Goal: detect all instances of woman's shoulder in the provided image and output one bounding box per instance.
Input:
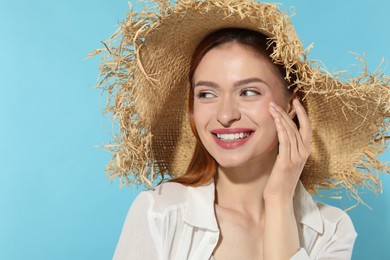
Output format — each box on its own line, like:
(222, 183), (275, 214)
(295, 182), (356, 237)
(314, 200), (356, 236)
(133, 181), (189, 214)
(315, 201), (353, 224)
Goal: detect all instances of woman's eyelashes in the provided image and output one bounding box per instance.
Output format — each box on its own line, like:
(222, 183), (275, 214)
(196, 88), (262, 99)
(240, 88), (261, 97)
(196, 91), (216, 99)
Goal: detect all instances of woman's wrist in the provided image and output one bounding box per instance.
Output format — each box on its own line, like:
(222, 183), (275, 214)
(263, 192), (294, 207)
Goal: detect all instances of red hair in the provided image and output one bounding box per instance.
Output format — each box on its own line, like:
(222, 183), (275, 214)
(171, 28), (297, 186)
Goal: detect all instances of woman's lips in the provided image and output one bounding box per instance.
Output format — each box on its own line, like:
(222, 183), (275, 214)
(211, 128), (254, 149)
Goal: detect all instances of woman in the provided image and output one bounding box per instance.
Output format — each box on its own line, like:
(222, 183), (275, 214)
(94, 0), (390, 259)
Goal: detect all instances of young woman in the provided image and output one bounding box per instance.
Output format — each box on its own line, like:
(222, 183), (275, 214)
(94, 1), (390, 259)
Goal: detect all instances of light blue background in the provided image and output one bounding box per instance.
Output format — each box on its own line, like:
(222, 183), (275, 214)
(0, 0), (389, 259)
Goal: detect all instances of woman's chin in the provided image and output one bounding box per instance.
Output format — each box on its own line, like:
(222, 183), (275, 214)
(214, 157), (248, 170)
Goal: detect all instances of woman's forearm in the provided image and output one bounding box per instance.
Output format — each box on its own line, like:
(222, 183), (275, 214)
(263, 198), (300, 260)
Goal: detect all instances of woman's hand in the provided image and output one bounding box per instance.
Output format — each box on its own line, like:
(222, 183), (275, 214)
(264, 97), (312, 203)
(263, 97), (312, 260)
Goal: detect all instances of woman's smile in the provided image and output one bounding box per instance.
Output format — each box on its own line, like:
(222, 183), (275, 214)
(211, 128), (254, 149)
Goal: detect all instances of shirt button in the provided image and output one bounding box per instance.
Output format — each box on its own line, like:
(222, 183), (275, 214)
(209, 237), (217, 244)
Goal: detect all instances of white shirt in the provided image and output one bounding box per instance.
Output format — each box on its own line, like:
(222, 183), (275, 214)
(113, 181), (357, 259)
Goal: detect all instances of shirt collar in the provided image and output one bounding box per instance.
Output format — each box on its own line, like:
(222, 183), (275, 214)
(294, 181), (324, 234)
(183, 180), (323, 234)
(184, 181), (219, 232)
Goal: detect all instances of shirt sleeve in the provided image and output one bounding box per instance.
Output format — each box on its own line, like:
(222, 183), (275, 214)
(113, 191), (160, 260)
(290, 213), (357, 260)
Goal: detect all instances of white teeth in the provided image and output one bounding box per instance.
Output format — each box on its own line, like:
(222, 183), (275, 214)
(216, 132), (250, 141)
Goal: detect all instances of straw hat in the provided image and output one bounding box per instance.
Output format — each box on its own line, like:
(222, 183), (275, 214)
(93, 0), (390, 200)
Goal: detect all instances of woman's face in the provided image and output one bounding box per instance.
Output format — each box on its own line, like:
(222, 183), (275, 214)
(192, 42), (292, 169)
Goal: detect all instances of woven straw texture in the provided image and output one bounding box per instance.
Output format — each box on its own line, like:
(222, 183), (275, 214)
(92, 0), (390, 202)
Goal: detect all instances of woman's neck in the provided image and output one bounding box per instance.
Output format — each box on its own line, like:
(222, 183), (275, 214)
(215, 154), (276, 216)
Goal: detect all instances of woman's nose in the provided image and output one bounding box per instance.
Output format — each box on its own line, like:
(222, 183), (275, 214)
(217, 98), (241, 127)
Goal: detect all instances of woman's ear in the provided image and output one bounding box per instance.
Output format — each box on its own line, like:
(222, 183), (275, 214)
(287, 93), (301, 128)
(287, 96), (297, 119)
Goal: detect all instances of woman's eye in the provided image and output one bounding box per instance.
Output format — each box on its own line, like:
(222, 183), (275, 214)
(241, 89), (260, 97)
(197, 92), (215, 99)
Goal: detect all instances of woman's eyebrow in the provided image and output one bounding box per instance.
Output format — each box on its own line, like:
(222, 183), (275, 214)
(233, 77), (270, 88)
(194, 77), (270, 89)
(194, 81), (219, 88)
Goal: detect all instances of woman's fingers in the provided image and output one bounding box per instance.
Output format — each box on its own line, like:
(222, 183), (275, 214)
(267, 100), (311, 200)
(269, 103), (291, 155)
(269, 99), (311, 160)
(271, 110), (290, 159)
(269, 102), (298, 156)
(292, 98), (312, 152)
